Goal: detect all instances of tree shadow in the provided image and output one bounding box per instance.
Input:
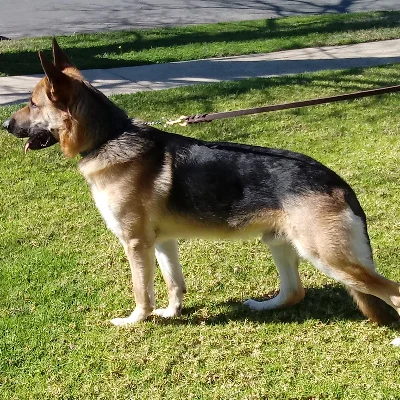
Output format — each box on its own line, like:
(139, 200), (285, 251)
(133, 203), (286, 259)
(1, 11), (399, 76)
(3, 57), (399, 106)
(4, 0), (396, 40)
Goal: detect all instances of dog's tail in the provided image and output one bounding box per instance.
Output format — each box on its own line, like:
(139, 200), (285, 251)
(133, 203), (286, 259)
(347, 288), (399, 325)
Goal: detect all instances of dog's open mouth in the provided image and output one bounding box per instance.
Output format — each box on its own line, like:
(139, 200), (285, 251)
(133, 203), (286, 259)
(24, 130), (58, 153)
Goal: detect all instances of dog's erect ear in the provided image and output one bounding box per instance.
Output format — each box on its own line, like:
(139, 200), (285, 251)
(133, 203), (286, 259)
(38, 51), (70, 102)
(52, 37), (73, 70)
(38, 50), (67, 84)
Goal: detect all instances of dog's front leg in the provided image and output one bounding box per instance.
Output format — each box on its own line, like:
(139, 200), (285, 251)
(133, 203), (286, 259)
(153, 239), (186, 318)
(111, 237), (155, 326)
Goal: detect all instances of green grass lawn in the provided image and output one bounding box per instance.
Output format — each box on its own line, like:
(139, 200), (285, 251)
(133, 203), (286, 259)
(1, 64), (400, 399)
(1, 11), (400, 76)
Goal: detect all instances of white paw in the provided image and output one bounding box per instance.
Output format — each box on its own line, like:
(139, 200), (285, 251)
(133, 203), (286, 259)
(243, 298), (264, 311)
(152, 306), (180, 318)
(110, 317), (135, 327)
(110, 308), (150, 326)
(390, 337), (400, 347)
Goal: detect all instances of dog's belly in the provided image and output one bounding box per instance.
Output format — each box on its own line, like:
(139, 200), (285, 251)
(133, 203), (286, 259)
(155, 211), (282, 242)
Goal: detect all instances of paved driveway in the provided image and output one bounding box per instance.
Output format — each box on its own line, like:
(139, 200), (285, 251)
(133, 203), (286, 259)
(1, 0), (399, 39)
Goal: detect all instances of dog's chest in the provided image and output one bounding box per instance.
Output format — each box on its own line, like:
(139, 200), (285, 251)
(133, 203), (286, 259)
(90, 183), (124, 240)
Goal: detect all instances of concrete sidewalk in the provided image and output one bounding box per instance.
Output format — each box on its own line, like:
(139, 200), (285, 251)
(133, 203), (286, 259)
(1, 39), (400, 106)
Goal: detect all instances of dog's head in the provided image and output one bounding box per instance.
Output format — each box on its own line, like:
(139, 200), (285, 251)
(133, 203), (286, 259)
(3, 38), (84, 155)
(3, 38), (124, 158)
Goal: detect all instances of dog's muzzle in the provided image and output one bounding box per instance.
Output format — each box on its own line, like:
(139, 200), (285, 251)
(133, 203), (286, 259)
(2, 117), (28, 138)
(3, 117), (58, 152)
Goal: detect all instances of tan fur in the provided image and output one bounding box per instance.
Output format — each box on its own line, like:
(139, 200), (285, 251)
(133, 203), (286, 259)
(10, 104), (30, 126)
(284, 190), (350, 259)
(53, 78), (99, 158)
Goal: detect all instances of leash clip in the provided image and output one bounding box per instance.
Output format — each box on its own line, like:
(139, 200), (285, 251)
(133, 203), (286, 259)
(166, 115), (188, 126)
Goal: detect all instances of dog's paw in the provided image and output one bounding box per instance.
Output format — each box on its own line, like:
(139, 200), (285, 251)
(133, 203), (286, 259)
(110, 308), (150, 326)
(110, 317), (134, 327)
(243, 298), (265, 311)
(152, 306), (181, 318)
(390, 337), (400, 347)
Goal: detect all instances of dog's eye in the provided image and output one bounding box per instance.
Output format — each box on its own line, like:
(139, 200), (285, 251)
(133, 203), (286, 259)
(30, 99), (38, 108)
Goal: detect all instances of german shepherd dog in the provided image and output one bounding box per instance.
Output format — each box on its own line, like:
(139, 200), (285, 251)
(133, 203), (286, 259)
(3, 40), (400, 335)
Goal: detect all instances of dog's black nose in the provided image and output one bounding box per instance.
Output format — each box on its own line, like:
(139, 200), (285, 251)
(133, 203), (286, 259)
(2, 119), (10, 130)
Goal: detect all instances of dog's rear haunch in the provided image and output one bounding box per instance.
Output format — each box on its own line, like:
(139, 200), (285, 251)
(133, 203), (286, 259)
(3, 39), (400, 338)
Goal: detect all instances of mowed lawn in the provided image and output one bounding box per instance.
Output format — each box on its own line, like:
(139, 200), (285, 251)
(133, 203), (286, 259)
(1, 64), (400, 399)
(0, 11), (400, 76)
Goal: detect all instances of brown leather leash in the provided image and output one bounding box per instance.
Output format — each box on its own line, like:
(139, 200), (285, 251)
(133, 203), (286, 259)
(166, 84), (400, 126)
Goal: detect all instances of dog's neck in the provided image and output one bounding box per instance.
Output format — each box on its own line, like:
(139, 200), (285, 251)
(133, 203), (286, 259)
(72, 81), (131, 157)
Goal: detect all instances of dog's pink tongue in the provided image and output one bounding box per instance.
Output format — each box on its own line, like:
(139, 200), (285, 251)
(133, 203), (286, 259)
(24, 140), (31, 154)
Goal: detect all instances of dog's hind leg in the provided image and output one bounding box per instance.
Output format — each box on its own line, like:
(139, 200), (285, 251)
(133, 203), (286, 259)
(244, 240), (305, 310)
(288, 198), (400, 327)
(153, 239), (187, 318)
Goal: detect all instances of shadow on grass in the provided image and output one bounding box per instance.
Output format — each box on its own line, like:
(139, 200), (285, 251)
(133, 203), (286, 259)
(183, 285), (364, 325)
(163, 285), (399, 327)
(1, 11), (399, 76)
